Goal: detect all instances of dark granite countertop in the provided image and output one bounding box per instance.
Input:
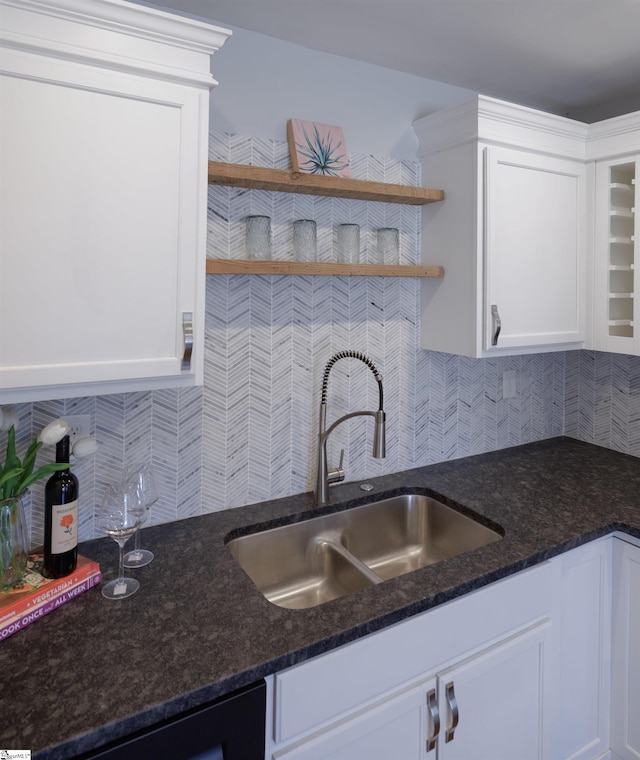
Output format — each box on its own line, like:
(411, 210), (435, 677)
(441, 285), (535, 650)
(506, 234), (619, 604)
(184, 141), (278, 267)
(2, 437), (640, 757)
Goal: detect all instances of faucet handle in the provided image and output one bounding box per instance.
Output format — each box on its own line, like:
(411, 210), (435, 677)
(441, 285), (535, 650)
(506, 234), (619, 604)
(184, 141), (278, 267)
(328, 449), (345, 485)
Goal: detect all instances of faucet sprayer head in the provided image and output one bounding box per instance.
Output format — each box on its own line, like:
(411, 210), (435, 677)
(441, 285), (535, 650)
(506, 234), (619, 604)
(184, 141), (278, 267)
(373, 409), (386, 459)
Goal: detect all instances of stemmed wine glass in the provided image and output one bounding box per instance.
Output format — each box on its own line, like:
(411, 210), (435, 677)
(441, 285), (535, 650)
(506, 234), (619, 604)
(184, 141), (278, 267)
(97, 481), (144, 600)
(123, 464), (159, 569)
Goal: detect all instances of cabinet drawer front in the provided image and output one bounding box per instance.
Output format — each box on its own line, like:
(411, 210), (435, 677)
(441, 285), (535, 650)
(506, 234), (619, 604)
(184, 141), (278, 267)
(274, 561), (554, 744)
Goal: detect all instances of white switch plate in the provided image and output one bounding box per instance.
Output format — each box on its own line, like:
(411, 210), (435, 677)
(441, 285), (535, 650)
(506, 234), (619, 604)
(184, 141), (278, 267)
(503, 370), (517, 399)
(64, 415), (91, 442)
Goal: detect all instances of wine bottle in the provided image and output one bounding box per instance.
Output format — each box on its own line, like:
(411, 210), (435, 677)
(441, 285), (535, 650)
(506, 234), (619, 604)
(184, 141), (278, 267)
(44, 435), (79, 578)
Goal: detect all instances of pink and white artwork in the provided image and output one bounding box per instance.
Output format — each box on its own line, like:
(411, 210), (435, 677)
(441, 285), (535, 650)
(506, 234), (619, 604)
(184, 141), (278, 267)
(287, 119), (351, 177)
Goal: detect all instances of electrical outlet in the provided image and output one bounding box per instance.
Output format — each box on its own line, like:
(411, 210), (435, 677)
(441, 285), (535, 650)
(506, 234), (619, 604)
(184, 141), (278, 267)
(64, 415), (91, 442)
(503, 370), (517, 399)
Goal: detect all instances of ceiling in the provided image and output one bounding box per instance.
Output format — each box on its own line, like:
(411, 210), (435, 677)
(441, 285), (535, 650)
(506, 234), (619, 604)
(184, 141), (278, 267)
(156, 0), (640, 122)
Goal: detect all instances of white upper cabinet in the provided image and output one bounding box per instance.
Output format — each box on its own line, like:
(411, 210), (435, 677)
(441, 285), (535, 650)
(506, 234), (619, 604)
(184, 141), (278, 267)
(0, 0), (230, 402)
(414, 96), (588, 358)
(592, 155), (639, 354)
(589, 112), (640, 356)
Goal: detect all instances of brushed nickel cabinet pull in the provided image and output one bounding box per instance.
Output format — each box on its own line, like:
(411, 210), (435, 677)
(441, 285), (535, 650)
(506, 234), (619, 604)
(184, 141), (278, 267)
(491, 304), (501, 346)
(445, 681), (459, 742)
(182, 312), (193, 370)
(426, 688), (440, 752)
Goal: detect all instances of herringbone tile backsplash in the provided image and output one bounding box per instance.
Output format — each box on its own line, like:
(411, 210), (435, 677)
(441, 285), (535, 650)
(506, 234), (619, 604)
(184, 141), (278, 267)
(12, 134), (640, 544)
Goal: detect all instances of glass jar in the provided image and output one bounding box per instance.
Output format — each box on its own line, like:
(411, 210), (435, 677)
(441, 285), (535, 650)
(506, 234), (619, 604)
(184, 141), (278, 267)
(335, 223), (360, 264)
(245, 215), (272, 260)
(0, 494), (29, 590)
(292, 219), (317, 262)
(377, 227), (399, 265)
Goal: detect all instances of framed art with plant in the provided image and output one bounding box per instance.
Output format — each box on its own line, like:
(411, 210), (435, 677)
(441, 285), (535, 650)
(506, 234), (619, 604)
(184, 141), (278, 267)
(287, 119), (351, 177)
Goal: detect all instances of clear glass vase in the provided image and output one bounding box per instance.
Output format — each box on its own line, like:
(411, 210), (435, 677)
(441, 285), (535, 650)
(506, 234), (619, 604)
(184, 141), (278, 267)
(0, 495), (29, 590)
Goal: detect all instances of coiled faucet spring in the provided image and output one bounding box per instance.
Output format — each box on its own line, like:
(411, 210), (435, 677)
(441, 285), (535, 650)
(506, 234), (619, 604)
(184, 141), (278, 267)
(320, 350), (384, 408)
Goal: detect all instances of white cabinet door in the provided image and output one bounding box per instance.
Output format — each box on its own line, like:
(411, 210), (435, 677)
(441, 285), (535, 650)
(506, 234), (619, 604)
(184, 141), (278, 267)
(554, 539), (612, 760)
(270, 537), (640, 760)
(277, 620), (552, 760)
(270, 562), (554, 752)
(593, 155), (640, 355)
(415, 97), (587, 358)
(484, 147), (586, 352)
(275, 682), (430, 760)
(437, 620), (551, 760)
(0, 1), (227, 402)
(269, 561), (555, 759)
(611, 538), (640, 760)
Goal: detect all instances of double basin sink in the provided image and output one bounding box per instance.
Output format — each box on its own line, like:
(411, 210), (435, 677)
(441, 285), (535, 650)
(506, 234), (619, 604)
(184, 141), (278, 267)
(227, 493), (503, 609)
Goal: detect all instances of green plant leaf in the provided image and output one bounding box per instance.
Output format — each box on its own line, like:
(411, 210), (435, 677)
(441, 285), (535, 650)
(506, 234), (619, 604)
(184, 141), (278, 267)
(1, 423), (77, 500)
(2, 427), (22, 500)
(19, 439), (42, 483)
(0, 467), (24, 493)
(3, 426), (18, 470)
(16, 462), (73, 495)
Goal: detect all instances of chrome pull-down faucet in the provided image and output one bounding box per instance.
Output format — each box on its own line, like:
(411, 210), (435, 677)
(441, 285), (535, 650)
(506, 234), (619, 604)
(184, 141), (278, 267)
(315, 351), (386, 505)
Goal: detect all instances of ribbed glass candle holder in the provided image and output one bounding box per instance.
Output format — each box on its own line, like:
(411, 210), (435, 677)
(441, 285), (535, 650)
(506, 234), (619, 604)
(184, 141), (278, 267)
(292, 219), (317, 262)
(335, 223), (360, 264)
(377, 227), (399, 265)
(245, 215), (271, 260)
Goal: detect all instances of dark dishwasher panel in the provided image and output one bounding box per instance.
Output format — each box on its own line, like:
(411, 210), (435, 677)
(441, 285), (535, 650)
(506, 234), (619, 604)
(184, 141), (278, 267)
(83, 680), (266, 760)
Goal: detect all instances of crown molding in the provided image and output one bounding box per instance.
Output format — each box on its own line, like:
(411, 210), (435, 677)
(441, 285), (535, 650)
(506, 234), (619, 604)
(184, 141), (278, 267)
(587, 109), (640, 160)
(0, 0), (231, 86)
(1, 0), (231, 52)
(414, 95), (588, 161)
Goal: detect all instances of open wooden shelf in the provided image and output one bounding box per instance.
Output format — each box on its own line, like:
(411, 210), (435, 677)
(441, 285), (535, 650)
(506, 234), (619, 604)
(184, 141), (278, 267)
(208, 161), (444, 205)
(206, 259), (444, 278)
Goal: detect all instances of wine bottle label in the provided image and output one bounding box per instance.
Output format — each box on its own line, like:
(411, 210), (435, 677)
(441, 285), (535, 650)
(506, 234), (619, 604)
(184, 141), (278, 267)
(50, 499), (79, 554)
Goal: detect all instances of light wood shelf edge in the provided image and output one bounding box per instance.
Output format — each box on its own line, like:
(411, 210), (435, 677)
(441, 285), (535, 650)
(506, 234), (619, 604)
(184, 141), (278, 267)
(206, 259), (444, 278)
(208, 161), (444, 205)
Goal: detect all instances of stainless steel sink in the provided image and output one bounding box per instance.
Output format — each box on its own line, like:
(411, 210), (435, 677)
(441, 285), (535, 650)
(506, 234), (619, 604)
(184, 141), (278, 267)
(227, 494), (502, 610)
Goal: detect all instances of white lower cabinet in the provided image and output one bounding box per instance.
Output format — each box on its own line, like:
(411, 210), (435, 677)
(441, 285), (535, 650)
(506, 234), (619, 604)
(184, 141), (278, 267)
(611, 538), (640, 759)
(273, 682), (428, 760)
(434, 622), (550, 760)
(554, 539), (612, 760)
(266, 537), (634, 760)
(267, 561), (554, 759)
(273, 621), (550, 760)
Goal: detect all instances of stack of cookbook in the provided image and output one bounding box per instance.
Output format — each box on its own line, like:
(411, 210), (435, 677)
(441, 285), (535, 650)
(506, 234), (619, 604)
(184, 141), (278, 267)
(0, 552), (101, 641)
